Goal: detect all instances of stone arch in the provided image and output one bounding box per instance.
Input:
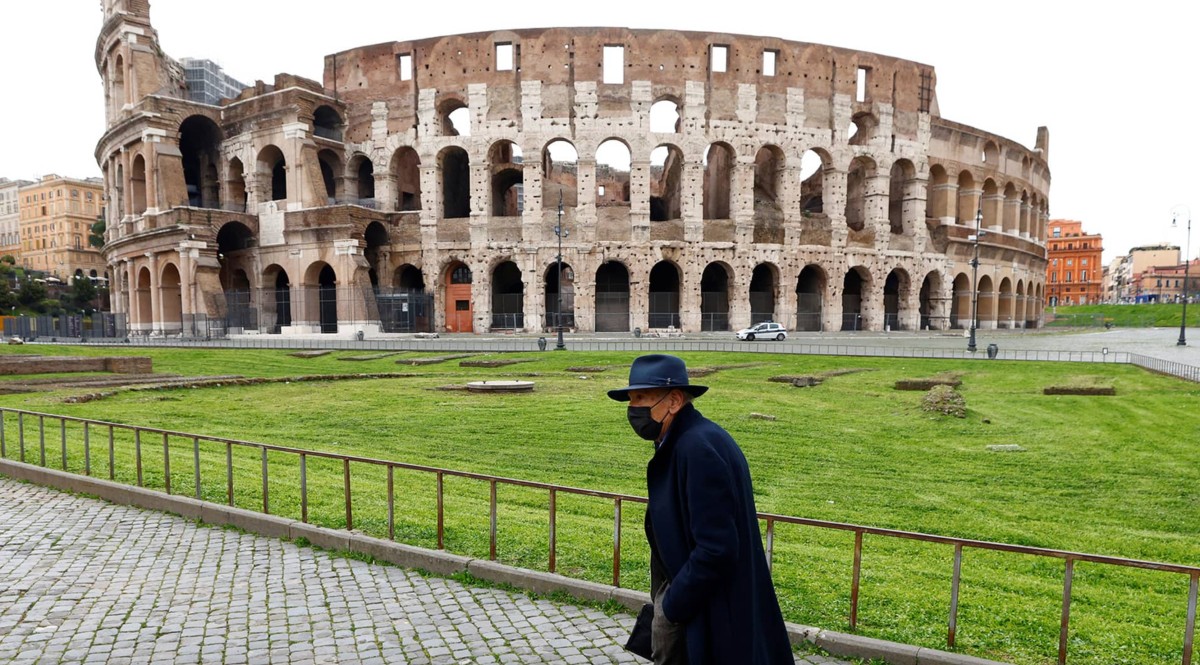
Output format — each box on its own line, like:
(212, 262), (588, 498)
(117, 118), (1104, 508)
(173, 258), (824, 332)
(981, 178), (1000, 229)
(749, 262), (779, 324)
(951, 272), (971, 329)
(998, 276), (1014, 328)
(595, 260), (630, 332)
(888, 159), (917, 235)
(313, 105), (344, 142)
(159, 262), (182, 332)
(753, 145), (785, 242)
(391, 147), (422, 211)
(1003, 183), (1019, 234)
(702, 142), (734, 220)
(439, 146), (470, 218)
(956, 170), (976, 224)
(981, 140), (999, 165)
(650, 143), (684, 222)
(443, 260), (473, 333)
(491, 260), (524, 330)
(347, 153), (375, 203)
(842, 266), (871, 331)
(263, 264), (292, 333)
(111, 54), (126, 114)
(438, 96), (470, 136)
(650, 98), (682, 133)
(394, 264), (425, 290)
(489, 140), (524, 217)
(919, 271), (944, 330)
(304, 262), (338, 334)
(178, 115), (223, 209)
(1019, 190), (1031, 237)
(648, 260), (681, 329)
(927, 164), (950, 220)
(317, 149), (343, 203)
(543, 261), (575, 331)
(596, 139), (631, 205)
(227, 158), (247, 211)
(363, 221), (389, 287)
(800, 148), (830, 214)
(130, 154), (148, 214)
(845, 156), (876, 232)
(796, 264), (826, 331)
(883, 267), (910, 330)
(542, 139), (578, 209)
(700, 261), (733, 331)
(977, 274), (995, 327)
(848, 112), (878, 146)
(135, 266), (152, 330)
(257, 145), (287, 201)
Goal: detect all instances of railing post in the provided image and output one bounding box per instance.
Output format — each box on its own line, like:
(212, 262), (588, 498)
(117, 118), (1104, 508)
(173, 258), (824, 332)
(0, 410), (5, 458)
(192, 437), (200, 500)
(18, 412), (24, 462)
(850, 530), (863, 631)
(489, 479), (497, 561)
(299, 453), (308, 523)
(163, 433), (171, 495)
(1185, 571), (1198, 665)
(548, 489), (557, 573)
(436, 471), (444, 550)
(613, 498), (622, 588)
(38, 415), (45, 467)
(59, 419), (66, 471)
(948, 543), (963, 647)
(107, 426), (114, 480)
(83, 422), (90, 476)
(343, 458), (352, 530)
(226, 441), (233, 506)
(387, 465), (395, 541)
(765, 517), (775, 572)
(134, 429), (142, 487)
(1059, 557), (1075, 665)
(261, 447), (269, 514)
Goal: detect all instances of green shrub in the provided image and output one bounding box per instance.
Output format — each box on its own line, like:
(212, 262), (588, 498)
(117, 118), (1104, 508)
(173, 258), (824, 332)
(920, 384), (966, 417)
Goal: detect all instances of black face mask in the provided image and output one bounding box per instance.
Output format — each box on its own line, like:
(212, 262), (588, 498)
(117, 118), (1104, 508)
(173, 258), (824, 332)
(627, 392), (671, 441)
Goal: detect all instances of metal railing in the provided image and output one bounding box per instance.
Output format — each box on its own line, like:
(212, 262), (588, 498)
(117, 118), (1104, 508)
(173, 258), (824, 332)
(1, 406), (1196, 664)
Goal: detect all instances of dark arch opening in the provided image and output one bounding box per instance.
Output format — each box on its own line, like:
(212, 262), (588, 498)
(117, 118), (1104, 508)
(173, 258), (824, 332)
(491, 261), (524, 330)
(884, 270), (903, 330)
(749, 264), (776, 324)
(441, 148), (470, 218)
(544, 262), (575, 331)
(179, 116), (222, 208)
(313, 105), (344, 142)
(796, 266), (824, 331)
(649, 261), (680, 329)
(364, 221), (389, 287)
(700, 263), (730, 331)
(842, 269), (866, 331)
(595, 262), (630, 332)
(318, 264), (337, 334)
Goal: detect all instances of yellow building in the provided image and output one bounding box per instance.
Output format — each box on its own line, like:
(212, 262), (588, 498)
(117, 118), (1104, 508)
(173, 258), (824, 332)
(18, 175), (105, 279)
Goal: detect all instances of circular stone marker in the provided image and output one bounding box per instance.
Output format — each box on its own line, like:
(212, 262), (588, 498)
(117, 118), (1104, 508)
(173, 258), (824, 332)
(466, 380), (535, 393)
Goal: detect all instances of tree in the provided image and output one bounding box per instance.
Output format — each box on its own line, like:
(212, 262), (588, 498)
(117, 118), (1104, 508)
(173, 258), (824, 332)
(17, 278), (46, 308)
(89, 214), (106, 249)
(0, 255), (14, 265)
(69, 276), (98, 312)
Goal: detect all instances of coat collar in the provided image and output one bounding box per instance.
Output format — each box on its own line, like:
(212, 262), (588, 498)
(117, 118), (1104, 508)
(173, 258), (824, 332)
(653, 403), (698, 458)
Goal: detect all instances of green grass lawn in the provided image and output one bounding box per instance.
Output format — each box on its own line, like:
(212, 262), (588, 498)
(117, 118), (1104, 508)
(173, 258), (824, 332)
(0, 345), (1198, 665)
(1045, 302), (1199, 327)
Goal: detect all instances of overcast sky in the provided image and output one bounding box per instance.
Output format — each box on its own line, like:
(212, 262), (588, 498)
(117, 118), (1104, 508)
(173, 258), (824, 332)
(2, 1), (1197, 264)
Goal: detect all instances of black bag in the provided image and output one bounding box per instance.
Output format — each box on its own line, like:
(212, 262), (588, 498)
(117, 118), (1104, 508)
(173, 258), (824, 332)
(624, 602), (654, 660)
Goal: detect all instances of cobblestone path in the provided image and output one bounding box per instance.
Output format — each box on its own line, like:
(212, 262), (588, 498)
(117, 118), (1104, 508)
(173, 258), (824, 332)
(0, 477), (849, 664)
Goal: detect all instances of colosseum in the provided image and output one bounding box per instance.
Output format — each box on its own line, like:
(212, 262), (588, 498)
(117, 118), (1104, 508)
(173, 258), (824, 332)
(95, 0), (1049, 337)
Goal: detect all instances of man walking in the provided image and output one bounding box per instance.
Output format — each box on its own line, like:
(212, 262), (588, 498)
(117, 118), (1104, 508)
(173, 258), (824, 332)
(608, 354), (793, 664)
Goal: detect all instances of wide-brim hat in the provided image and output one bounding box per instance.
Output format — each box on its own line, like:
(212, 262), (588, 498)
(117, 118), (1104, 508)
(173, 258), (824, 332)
(606, 354), (708, 401)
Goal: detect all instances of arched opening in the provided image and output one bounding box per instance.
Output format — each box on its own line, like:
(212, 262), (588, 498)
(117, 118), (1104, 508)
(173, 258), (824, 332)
(443, 261), (473, 333)
(349, 155), (375, 204)
(111, 55), (126, 115)
(542, 140), (578, 210)
(227, 158), (247, 212)
(977, 275), (995, 327)
(952, 273), (971, 329)
(1003, 183), (1019, 234)
(258, 145), (287, 202)
(956, 171), (977, 224)
(845, 157), (874, 233)
(160, 263), (182, 332)
(749, 263), (777, 324)
(753, 146), (785, 242)
(842, 268), (869, 331)
(648, 261), (681, 329)
(364, 221), (389, 287)
(702, 143), (734, 220)
(649, 144), (683, 222)
(919, 272), (943, 330)
(218, 222), (255, 330)
(927, 164), (950, 220)
(700, 263), (731, 331)
(395, 265), (425, 290)
(130, 155), (147, 214)
(889, 160), (916, 235)
(263, 265), (291, 333)
(313, 105), (344, 142)
(982, 141), (999, 165)
(179, 116), (222, 209)
(796, 265), (825, 331)
(489, 140), (524, 217)
(543, 262), (575, 331)
(439, 98), (470, 136)
(981, 179), (999, 229)
(302, 263), (338, 334)
(595, 261), (630, 332)
(650, 99), (681, 133)
(884, 269), (908, 331)
(391, 147), (422, 211)
(998, 277), (1014, 328)
(490, 260), (524, 330)
(378, 264), (429, 333)
(440, 147), (470, 218)
(136, 267), (152, 329)
(848, 112), (877, 146)
(596, 139), (631, 205)
(317, 149), (343, 203)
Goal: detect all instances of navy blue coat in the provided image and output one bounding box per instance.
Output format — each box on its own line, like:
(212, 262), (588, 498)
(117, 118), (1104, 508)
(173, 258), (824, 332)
(645, 403), (793, 664)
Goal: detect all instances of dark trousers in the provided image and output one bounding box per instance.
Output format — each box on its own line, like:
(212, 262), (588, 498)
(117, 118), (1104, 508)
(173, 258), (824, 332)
(652, 582), (688, 664)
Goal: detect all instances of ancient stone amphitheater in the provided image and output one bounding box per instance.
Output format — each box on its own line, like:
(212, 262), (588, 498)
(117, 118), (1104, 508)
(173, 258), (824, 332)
(96, 0), (1049, 336)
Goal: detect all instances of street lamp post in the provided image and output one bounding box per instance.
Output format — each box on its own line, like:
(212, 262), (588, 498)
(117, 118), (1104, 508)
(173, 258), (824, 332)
(968, 206), (986, 353)
(1173, 206), (1192, 346)
(554, 194), (569, 350)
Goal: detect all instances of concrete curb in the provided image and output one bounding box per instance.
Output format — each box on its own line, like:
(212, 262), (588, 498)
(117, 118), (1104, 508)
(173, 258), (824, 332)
(0, 459), (1009, 665)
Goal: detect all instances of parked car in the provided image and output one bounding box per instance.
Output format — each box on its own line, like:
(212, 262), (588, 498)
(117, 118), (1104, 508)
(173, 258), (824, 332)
(736, 321), (788, 341)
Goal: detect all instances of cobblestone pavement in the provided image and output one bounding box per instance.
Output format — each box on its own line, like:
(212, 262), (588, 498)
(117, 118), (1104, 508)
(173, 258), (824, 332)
(0, 478), (850, 664)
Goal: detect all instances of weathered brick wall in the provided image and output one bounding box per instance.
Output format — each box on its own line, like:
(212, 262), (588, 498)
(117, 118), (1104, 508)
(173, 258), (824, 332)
(0, 357), (152, 376)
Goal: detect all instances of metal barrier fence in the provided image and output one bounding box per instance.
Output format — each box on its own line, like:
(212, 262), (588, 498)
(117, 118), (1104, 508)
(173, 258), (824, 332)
(1, 406), (1196, 664)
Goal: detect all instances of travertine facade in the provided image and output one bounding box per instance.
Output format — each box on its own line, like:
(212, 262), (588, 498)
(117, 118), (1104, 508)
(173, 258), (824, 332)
(95, 0), (1049, 336)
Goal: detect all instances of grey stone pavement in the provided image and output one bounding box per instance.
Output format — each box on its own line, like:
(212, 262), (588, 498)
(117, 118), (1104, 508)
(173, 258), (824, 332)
(0, 478), (850, 665)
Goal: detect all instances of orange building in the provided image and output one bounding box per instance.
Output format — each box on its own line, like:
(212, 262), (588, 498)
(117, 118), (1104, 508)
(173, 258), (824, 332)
(18, 174), (105, 280)
(1045, 220), (1103, 305)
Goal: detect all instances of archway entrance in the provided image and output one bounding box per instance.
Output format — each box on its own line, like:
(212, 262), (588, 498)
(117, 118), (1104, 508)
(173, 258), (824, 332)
(796, 266), (824, 331)
(491, 261), (524, 330)
(543, 262), (575, 331)
(842, 269), (866, 331)
(318, 265), (337, 334)
(749, 264), (777, 324)
(700, 263), (730, 331)
(595, 262), (630, 332)
(649, 261), (680, 329)
(444, 262), (473, 333)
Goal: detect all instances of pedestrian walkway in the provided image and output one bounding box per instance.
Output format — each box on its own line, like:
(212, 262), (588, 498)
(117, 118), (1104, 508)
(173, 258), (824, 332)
(0, 477), (851, 665)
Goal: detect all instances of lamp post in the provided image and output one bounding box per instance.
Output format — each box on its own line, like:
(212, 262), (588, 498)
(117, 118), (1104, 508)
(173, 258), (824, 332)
(967, 206), (986, 353)
(554, 193), (569, 350)
(1173, 205), (1192, 346)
